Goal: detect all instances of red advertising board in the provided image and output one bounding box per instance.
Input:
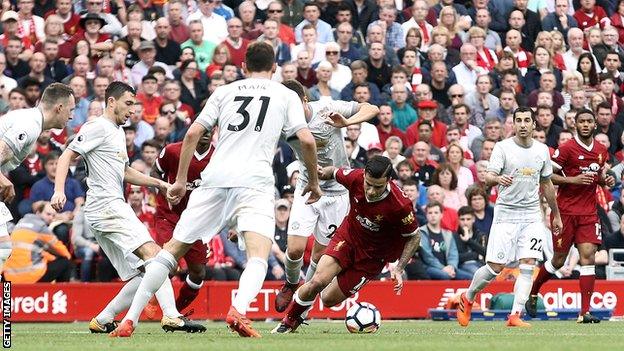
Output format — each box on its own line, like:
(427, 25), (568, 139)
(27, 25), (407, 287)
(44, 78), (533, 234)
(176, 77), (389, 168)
(4, 280), (623, 322)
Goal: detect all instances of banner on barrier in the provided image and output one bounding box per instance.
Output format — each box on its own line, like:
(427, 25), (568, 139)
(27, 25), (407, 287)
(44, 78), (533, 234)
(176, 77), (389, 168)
(3, 280), (622, 322)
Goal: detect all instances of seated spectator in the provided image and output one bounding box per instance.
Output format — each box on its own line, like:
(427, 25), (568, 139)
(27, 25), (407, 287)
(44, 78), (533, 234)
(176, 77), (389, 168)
(324, 41), (351, 92)
(454, 206), (486, 276)
(427, 185), (459, 232)
(179, 59), (208, 115)
(295, 50), (318, 88)
(292, 24), (326, 65)
(339, 60), (383, 105)
(432, 163), (467, 211)
(258, 19), (290, 66)
(71, 205), (100, 282)
(408, 141), (437, 186)
(382, 136), (406, 169)
(389, 83), (417, 132)
(608, 190), (624, 232)
(419, 201), (472, 280)
(376, 104), (407, 147)
(401, 178), (427, 226)
(445, 141), (475, 195)
(4, 202), (73, 283)
(135, 75), (163, 125)
(308, 61), (340, 101)
(206, 231), (241, 281)
(466, 185), (494, 235)
(272, 199), (290, 269)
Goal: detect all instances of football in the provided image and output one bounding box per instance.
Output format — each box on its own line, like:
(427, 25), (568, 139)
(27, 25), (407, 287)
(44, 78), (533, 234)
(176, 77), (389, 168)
(345, 302), (381, 333)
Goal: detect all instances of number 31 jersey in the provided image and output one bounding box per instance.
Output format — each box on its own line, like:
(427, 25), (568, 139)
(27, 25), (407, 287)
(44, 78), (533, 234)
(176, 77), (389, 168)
(195, 78), (307, 191)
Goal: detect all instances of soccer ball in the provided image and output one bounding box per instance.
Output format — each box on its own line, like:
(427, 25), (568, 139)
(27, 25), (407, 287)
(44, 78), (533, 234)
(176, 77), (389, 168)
(345, 302), (381, 333)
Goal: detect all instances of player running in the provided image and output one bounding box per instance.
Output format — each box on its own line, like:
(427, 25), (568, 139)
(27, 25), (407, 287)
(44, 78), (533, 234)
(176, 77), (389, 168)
(50, 82), (205, 335)
(0, 83), (75, 274)
(527, 108), (613, 323)
(152, 129), (215, 312)
(272, 156), (421, 334)
(112, 42), (322, 338)
(456, 107), (562, 328)
(274, 80), (379, 313)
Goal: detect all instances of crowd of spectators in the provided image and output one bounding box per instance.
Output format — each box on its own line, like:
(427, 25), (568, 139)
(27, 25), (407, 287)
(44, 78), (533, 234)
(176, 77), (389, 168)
(3, 0), (624, 283)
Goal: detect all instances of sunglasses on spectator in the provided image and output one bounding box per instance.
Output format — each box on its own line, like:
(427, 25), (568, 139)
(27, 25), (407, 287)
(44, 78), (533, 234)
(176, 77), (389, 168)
(130, 189), (142, 194)
(450, 94), (463, 98)
(162, 109), (177, 115)
(268, 9), (283, 13)
(325, 51), (339, 55)
(88, 1), (103, 5)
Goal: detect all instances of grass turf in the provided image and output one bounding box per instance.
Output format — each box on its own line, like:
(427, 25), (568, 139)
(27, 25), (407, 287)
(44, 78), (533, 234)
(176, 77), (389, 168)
(8, 320), (624, 351)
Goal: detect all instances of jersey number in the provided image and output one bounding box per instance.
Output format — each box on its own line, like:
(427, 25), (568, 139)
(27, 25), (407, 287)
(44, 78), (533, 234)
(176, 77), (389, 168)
(228, 96), (271, 132)
(530, 238), (542, 251)
(326, 224), (338, 239)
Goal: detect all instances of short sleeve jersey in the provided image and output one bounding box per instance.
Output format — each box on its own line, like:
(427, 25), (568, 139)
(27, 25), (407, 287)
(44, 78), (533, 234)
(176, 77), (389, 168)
(551, 136), (609, 216)
(288, 100), (359, 195)
(335, 168), (419, 261)
(487, 138), (552, 223)
(67, 117), (127, 212)
(0, 108), (43, 173)
(155, 142), (213, 223)
(195, 78), (307, 192)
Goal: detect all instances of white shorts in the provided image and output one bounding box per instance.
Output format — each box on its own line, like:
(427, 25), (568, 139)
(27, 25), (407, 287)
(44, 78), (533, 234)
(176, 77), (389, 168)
(288, 188), (349, 246)
(174, 187), (275, 245)
(85, 200), (152, 281)
(0, 202), (13, 237)
(486, 221), (546, 264)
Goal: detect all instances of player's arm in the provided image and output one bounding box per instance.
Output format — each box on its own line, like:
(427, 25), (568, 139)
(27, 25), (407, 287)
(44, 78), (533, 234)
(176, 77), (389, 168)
(318, 166), (338, 180)
(484, 171), (512, 187)
(124, 164), (168, 193)
(168, 122), (206, 204)
(391, 227), (421, 296)
(324, 102), (380, 128)
(540, 177), (563, 236)
(51, 148), (80, 212)
(0, 140), (16, 202)
(296, 127), (322, 204)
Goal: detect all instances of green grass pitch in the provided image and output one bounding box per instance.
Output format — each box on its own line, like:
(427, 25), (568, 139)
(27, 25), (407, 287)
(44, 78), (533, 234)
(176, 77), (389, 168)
(8, 320), (624, 351)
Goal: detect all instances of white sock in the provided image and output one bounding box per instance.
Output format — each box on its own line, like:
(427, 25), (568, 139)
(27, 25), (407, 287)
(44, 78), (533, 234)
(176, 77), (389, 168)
(285, 251), (303, 284)
(96, 275), (142, 324)
(155, 278), (181, 318)
(511, 264), (535, 315)
(305, 260), (317, 282)
(466, 264), (498, 302)
(186, 274), (203, 290)
(124, 250), (178, 324)
(232, 257), (268, 315)
(544, 260), (557, 274)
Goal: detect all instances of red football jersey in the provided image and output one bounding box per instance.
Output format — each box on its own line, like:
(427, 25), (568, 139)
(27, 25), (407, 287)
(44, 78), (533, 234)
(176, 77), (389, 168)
(551, 137), (609, 216)
(335, 168), (419, 261)
(155, 142), (213, 223)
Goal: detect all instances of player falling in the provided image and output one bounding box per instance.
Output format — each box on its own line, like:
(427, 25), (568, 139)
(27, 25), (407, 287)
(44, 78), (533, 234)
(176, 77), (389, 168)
(111, 42), (322, 338)
(51, 82), (205, 334)
(527, 108), (613, 323)
(272, 156), (421, 333)
(456, 107), (562, 327)
(275, 80), (379, 313)
(153, 129), (215, 312)
(0, 83), (75, 274)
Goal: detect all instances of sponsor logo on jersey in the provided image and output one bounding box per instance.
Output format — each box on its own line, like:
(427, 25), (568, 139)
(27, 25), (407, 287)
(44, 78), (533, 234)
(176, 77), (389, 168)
(356, 214), (380, 232)
(374, 214), (383, 223)
(76, 135), (84, 142)
(17, 132), (27, 141)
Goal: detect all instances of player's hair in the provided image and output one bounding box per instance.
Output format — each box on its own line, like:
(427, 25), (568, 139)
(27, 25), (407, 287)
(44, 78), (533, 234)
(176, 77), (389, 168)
(105, 81), (135, 105)
(40, 83), (74, 107)
(244, 41), (275, 73)
(575, 108), (596, 121)
(457, 206), (475, 217)
(365, 155), (393, 179)
(43, 150), (60, 165)
(282, 79), (307, 100)
(512, 106), (536, 123)
(425, 200), (443, 212)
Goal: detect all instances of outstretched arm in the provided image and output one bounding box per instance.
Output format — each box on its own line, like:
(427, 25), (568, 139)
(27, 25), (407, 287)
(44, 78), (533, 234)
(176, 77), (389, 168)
(124, 165), (168, 193)
(0, 140), (16, 202)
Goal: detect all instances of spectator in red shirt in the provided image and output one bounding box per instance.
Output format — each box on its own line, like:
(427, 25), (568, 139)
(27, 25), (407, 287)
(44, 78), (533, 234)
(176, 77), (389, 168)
(127, 185), (157, 238)
(376, 104), (407, 148)
(574, 0), (610, 31)
(135, 75), (163, 124)
(427, 184), (459, 232)
(222, 17), (249, 67)
(266, 0), (295, 46)
(64, 13), (113, 62)
(44, 0), (81, 37)
(167, 0), (189, 44)
(405, 99), (448, 148)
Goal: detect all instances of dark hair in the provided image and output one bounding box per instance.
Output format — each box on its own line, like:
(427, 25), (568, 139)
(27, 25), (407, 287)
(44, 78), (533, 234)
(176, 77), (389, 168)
(303, 2), (321, 12)
(40, 82), (74, 107)
(141, 139), (161, 152)
(391, 65), (409, 76)
(244, 41), (275, 72)
(21, 77), (41, 89)
(425, 200), (443, 212)
(452, 103), (471, 115)
(418, 119), (432, 129)
(402, 178), (419, 187)
(512, 106), (536, 123)
(535, 104), (552, 115)
(180, 59), (197, 72)
(396, 159), (414, 171)
(577, 52), (599, 87)
(105, 81), (135, 105)
(600, 72), (615, 83)
(457, 205), (475, 217)
(8, 87), (26, 98)
(43, 150), (60, 165)
(282, 79), (306, 100)
(576, 107), (597, 121)
(365, 155), (393, 179)
(353, 82), (370, 92)
(596, 102), (612, 113)
(465, 185), (487, 205)
(432, 163), (458, 190)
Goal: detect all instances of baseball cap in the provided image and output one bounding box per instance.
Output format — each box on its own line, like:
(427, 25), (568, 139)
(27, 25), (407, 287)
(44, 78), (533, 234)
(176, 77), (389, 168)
(1, 11), (18, 22)
(138, 40), (156, 51)
(367, 142), (383, 151)
(275, 198), (291, 210)
(417, 100), (438, 109)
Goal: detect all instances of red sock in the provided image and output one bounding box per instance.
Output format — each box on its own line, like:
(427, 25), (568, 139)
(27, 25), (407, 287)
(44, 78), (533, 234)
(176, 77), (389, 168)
(530, 264), (554, 295)
(175, 280), (200, 312)
(285, 293), (313, 322)
(579, 265), (595, 315)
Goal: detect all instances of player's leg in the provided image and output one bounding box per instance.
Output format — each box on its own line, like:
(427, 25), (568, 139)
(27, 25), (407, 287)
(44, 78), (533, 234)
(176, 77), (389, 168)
(306, 240), (327, 282)
(175, 242), (208, 312)
(272, 254), (343, 334)
(457, 222), (508, 326)
(577, 242), (600, 323)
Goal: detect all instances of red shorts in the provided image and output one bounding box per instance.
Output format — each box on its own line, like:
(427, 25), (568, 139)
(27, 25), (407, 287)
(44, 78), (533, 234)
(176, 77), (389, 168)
(324, 221), (385, 297)
(554, 214), (602, 254)
(154, 217), (208, 265)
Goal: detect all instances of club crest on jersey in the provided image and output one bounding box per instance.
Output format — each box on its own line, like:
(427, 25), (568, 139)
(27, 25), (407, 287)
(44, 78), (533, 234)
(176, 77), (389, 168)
(598, 154), (603, 163)
(374, 214), (383, 223)
(356, 214), (380, 231)
(334, 240), (345, 251)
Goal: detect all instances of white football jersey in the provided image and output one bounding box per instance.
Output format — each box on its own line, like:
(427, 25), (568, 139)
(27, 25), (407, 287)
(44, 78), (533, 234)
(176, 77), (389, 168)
(0, 108), (43, 173)
(195, 78), (307, 191)
(67, 117), (128, 212)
